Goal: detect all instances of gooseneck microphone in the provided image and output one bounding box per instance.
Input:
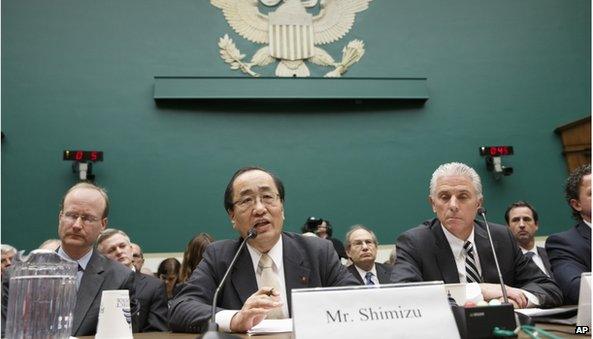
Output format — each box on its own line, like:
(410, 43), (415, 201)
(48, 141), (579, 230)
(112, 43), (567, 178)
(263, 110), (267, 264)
(201, 228), (257, 339)
(476, 207), (509, 304)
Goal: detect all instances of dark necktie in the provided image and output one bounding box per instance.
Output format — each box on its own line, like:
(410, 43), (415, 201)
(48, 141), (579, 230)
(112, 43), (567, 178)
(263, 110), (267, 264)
(525, 252), (535, 260)
(365, 272), (375, 285)
(464, 241), (481, 283)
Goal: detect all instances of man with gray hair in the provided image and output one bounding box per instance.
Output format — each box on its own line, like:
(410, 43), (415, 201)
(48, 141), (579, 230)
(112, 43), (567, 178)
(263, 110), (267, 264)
(97, 228), (169, 332)
(1, 244), (17, 275)
(345, 225), (392, 285)
(391, 162), (562, 308)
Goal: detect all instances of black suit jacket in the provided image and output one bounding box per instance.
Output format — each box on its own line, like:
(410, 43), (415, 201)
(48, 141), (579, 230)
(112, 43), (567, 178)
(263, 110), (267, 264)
(168, 232), (360, 333)
(347, 262), (392, 284)
(536, 246), (553, 276)
(72, 250), (137, 336)
(391, 218), (563, 307)
(134, 272), (169, 332)
(546, 221), (591, 305)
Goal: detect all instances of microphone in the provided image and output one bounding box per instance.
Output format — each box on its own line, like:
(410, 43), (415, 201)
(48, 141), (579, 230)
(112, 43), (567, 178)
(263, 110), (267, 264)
(451, 207), (517, 338)
(476, 207), (509, 304)
(201, 228), (257, 339)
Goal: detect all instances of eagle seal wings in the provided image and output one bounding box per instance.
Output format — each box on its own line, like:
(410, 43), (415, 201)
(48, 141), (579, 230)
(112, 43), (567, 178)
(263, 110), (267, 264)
(211, 0), (373, 46)
(211, 0), (269, 44)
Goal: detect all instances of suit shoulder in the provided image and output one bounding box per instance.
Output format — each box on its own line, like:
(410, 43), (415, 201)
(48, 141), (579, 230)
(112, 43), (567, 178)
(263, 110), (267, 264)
(398, 220), (436, 241)
(283, 231), (332, 250)
(139, 272), (163, 287)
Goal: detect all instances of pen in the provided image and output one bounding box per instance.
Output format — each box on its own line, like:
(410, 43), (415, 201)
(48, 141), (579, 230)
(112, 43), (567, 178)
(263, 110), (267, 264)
(266, 288), (275, 296)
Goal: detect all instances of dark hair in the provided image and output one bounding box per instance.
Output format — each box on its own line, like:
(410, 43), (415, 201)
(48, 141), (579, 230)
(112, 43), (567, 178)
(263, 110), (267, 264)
(504, 201), (539, 224)
(566, 164), (591, 220)
(302, 217), (323, 233)
(157, 257), (180, 278)
(179, 233), (214, 283)
(223, 166), (285, 212)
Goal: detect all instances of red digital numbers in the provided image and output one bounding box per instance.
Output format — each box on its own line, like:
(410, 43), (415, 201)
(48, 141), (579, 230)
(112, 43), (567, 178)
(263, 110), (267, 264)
(480, 146), (513, 157)
(90, 151), (98, 161)
(75, 151), (83, 160)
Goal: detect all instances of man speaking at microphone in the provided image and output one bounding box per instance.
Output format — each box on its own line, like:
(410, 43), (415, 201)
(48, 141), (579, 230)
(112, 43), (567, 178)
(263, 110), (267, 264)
(391, 162), (562, 308)
(169, 167), (359, 333)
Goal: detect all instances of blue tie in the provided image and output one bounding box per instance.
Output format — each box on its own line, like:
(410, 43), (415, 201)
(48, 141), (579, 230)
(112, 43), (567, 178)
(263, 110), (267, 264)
(365, 272), (375, 285)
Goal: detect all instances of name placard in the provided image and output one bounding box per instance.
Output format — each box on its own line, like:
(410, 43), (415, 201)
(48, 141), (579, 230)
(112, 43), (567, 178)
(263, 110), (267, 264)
(292, 282), (460, 339)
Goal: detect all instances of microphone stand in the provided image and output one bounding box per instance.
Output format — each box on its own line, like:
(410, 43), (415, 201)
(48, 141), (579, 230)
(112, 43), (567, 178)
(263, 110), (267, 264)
(451, 208), (517, 339)
(201, 228), (257, 339)
(477, 207), (509, 304)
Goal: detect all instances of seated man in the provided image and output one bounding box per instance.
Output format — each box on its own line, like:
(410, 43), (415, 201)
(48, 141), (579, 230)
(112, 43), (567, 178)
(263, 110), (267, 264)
(505, 201), (552, 276)
(2, 182), (137, 336)
(97, 228), (169, 332)
(546, 164), (591, 305)
(169, 167), (359, 333)
(345, 225), (392, 285)
(391, 162), (562, 308)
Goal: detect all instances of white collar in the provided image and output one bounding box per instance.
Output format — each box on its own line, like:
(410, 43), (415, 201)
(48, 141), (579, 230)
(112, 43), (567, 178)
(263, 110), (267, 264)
(354, 263), (377, 278)
(442, 224), (476, 259)
(584, 220), (591, 228)
(246, 236), (283, 273)
(58, 246), (93, 270)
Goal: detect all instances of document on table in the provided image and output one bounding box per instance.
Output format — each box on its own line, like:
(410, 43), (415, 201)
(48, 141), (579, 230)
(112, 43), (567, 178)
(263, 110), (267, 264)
(515, 306), (578, 325)
(247, 319), (293, 336)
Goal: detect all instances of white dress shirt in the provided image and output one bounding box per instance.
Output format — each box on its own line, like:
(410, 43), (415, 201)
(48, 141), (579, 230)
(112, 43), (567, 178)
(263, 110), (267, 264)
(441, 225), (539, 306)
(216, 238), (288, 332)
(57, 247), (93, 290)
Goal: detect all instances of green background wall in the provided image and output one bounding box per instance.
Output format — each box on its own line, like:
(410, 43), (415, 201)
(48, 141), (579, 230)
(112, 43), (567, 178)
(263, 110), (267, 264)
(2, 0), (590, 252)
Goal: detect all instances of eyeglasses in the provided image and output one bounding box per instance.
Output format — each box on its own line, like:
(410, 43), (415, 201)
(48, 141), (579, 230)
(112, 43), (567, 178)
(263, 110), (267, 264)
(350, 239), (376, 248)
(233, 193), (280, 211)
(62, 211), (101, 224)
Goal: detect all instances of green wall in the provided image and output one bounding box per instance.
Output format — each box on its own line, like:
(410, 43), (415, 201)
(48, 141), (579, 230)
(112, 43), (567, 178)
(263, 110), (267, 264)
(2, 0), (590, 252)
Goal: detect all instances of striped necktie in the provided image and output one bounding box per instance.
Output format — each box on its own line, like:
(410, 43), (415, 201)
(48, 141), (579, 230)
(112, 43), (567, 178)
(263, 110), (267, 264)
(365, 272), (375, 285)
(464, 241), (481, 283)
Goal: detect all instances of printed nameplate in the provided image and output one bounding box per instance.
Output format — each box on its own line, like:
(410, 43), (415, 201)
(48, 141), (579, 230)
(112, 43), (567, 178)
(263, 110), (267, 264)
(292, 281), (460, 339)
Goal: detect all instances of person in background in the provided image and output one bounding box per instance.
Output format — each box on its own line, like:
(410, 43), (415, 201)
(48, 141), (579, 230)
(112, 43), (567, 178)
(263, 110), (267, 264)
(157, 257), (181, 301)
(131, 243), (146, 273)
(504, 201), (552, 276)
(345, 225), (392, 285)
(38, 239), (61, 251)
(179, 233), (214, 284)
(97, 228), (168, 332)
(303, 217), (348, 260)
(546, 164), (591, 305)
(391, 162), (562, 308)
(0, 245), (17, 275)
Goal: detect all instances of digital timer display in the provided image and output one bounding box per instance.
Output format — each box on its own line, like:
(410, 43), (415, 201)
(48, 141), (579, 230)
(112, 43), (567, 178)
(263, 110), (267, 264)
(63, 150), (103, 162)
(479, 146), (514, 157)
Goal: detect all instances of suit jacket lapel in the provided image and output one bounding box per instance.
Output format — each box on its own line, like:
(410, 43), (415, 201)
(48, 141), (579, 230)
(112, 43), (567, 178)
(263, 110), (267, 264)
(282, 233), (310, 315)
(72, 250), (106, 334)
(375, 263), (390, 284)
(537, 246), (552, 275)
(432, 222), (460, 283)
(577, 221), (591, 242)
(230, 240), (258, 306)
(474, 223), (498, 283)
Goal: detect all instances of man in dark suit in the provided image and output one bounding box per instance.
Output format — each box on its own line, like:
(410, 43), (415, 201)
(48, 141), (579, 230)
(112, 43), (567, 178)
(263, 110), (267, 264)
(391, 162), (562, 308)
(546, 164), (591, 305)
(169, 167), (359, 333)
(504, 201), (552, 276)
(97, 228), (169, 332)
(345, 225), (392, 285)
(54, 182), (138, 336)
